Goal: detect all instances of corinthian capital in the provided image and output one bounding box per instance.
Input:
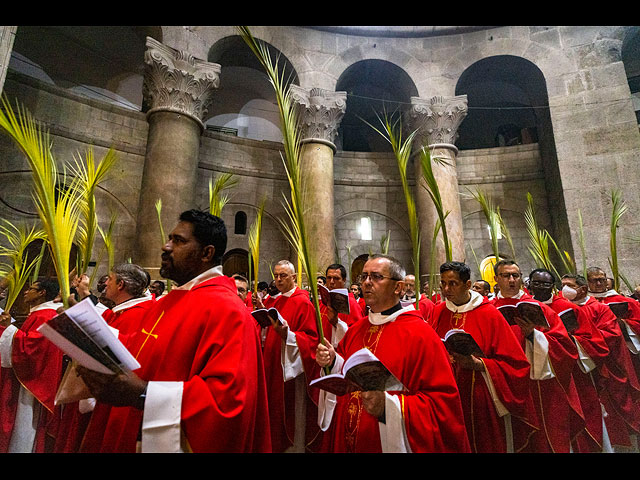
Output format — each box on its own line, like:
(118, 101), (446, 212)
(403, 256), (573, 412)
(407, 95), (468, 150)
(290, 85), (347, 152)
(143, 37), (221, 129)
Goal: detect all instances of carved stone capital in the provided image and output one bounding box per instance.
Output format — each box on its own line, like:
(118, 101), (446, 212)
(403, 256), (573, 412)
(290, 85), (347, 152)
(407, 95), (468, 150)
(142, 37), (221, 130)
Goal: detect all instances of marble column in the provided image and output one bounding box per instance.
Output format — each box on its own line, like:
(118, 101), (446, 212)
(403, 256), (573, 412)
(407, 95), (468, 287)
(135, 37), (221, 276)
(290, 86), (347, 274)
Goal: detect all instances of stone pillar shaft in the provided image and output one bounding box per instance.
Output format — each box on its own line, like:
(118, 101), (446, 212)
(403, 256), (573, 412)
(135, 37), (220, 276)
(408, 95), (468, 286)
(290, 86), (347, 272)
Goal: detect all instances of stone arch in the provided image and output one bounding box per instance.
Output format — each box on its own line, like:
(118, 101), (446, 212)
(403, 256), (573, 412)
(206, 35), (299, 142)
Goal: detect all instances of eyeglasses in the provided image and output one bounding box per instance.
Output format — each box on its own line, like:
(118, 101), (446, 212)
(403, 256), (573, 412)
(498, 273), (521, 279)
(273, 273), (291, 279)
(360, 272), (402, 283)
(589, 277), (607, 283)
(530, 280), (553, 287)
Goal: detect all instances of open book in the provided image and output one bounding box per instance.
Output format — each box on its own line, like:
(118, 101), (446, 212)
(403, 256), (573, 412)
(37, 297), (140, 375)
(608, 301), (629, 320)
(251, 307), (285, 328)
(558, 307), (579, 334)
(309, 347), (404, 396)
(497, 301), (550, 328)
(442, 329), (484, 357)
(318, 284), (350, 315)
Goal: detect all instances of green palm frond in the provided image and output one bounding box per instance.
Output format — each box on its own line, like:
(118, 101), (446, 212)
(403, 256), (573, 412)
(97, 211), (118, 274)
(420, 147), (452, 263)
(524, 192), (562, 280)
(496, 207), (516, 262)
(248, 199), (266, 294)
(0, 95), (84, 307)
(609, 189), (628, 292)
(469, 188), (500, 260)
(365, 110), (421, 308)
(209, 172), (239, 217)
(0, 220), (47, 313)
(238, 26), (327, 348)
(469, 243), (482, 278)
(380, 230), (391, 255)
(155, 199), (172, 292)
(70, 146), (118, 276)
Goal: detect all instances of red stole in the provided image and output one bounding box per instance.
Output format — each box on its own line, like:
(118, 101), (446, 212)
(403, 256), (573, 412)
(328, 308), (470, 453)
(430, 297), (537, 452)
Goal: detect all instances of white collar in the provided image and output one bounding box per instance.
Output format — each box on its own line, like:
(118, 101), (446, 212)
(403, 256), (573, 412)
(497, 289), (525, 300)
(112, 293), (153, 313)
(445, 289), (484, 313)
(572, 295), (590, 306)
(368, 304), (415, 326)
(282, 286), (297, 298)
(173, 265), (223, 291)
(590, 289), (618, 298)
(30, 300), (63, 313)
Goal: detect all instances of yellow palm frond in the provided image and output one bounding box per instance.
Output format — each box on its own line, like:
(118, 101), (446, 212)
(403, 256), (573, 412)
(496, 207), (517, 262)
(420, 147), (452, 262)
(248, 199), (266, 294)
(209, 172), (239, 217)
(155, 199), (172, 292)
(0, 95), (83, 307)
(609, 189), (627, 292)
(469, 188), (500, 260)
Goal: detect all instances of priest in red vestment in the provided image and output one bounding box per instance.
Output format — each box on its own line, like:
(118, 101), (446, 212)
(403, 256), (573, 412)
(315, 254), (470, 453)
(54, 263), (155, 453)
(256, 259), (322, 453)
(77, 209), (271, 453)
(0, 278), (63, 453)
(349, 283), (367, 317)
(490, 260), (585, 453)
(320, 264), (364, 347)
(562, 273), (640, 452)
(529, 268), (609, 452)
(430, 261), (537, 453)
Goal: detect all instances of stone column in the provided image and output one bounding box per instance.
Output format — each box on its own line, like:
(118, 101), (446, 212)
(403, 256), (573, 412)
(135, 37), (221, 276)
(290, 86), (347, 274)
(0, 27), (17, 93)
(407, 95), (468, 286)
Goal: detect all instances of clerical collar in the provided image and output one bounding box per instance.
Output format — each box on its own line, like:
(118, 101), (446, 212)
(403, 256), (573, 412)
(369, 302), (413, 326)
(445, 290), (484, 313)
(573, 295), (590, 306)
(174, 265), (223, 291)
(282, 286), (297, 297)
(29, 300), (63, 313)
(497, 289), (525, 300)
(112, 293), (153, 313)
(589, 289), (618, 298)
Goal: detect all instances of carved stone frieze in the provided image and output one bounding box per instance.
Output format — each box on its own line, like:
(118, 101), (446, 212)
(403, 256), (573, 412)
(142, 37), (221, 129)
(407, 95), (468, 150)
(290, 85), (347, 151)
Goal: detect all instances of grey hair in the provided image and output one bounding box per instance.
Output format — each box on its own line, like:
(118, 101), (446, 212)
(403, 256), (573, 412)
(275, 259), (296, 274)
(112, 263), (150, 298)
(562, 273), (588, 287)
(368, 254), (406, 281)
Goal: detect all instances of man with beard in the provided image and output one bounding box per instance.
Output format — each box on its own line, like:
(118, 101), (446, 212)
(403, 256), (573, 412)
(528, 268), (609, 452)
(78, 209), (271, 453)
(490, 260), (584, 453)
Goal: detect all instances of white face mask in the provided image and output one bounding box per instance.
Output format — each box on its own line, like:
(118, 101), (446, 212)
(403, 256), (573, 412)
(562, 284), (578, 301)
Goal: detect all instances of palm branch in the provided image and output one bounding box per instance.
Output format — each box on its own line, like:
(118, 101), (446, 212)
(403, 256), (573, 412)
(209, 172), (238, 217)
(0, 95), (84, 307)
(248, 199), (266, 294)
(365, 110), (421, 309)
(97, 211), (118, 274)
(70, 146), (118, 276)
(419, 147), (452, 262)
(609, 189), (627, 292)
(0, 220), (47, 313)
(524, 192), (561, 280)
(238, 26), (327, 350)
(380, 230), (391, 255)
(155, 199), (172, 292)
(496, 207), (517, 262)
(469, 188), (500, 260)
(577, 209), (587, 278)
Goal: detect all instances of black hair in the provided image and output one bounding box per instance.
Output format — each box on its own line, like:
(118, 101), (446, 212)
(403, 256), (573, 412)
(440, 261), (471, 283)
(257, 281), (268, 290)
(475, 279), (491, 290)
(326, 263), (347, 280)
(35, 278), (60, 302)
(493, 259), (520, 275)
(529, 268), (556, 284)
(179, 209), (227, 265)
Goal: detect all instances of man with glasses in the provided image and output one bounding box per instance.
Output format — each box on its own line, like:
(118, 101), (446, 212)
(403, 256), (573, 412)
(320, 264), (363, 349)
(529, 268), (609, 453)
(315, 254), (470, 453)
(0, 278), (62, 452)
(491, 260), (583, 453)
(257, 259), (322, 453)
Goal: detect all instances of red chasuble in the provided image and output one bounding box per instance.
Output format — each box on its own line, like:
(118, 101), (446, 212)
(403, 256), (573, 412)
(319, 292), (364, 345)
(357, 296), (367, 316)
(0, 303), (63, 453)
(491, 294), (585, 453)
(80, 275), (271, 453)
(326, 308), (471, 453)
(581, 296), (640, 447)
(419, 295), (435, 322)
(548, 295), (610, 452)
(263, 287), (321, 453)
(430, 296), (537, 453)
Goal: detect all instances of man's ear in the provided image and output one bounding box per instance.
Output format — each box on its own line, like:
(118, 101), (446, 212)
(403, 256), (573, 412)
(201, 245), (216, 263)
(395, 280), (405, 296)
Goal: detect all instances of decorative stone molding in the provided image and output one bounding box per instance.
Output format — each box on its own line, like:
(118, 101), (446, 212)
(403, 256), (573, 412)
(290, 85), (347, 152)
(407, 95), (468, 151)
(142, 37), (221, 130)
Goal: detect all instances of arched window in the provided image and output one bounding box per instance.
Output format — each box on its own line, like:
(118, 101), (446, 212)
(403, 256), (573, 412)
(234, 211), (247, 235)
